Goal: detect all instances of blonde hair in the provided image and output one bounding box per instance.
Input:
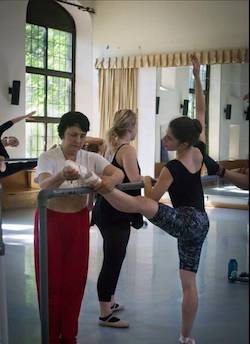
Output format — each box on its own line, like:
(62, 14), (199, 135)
(107, 109), (137, 151)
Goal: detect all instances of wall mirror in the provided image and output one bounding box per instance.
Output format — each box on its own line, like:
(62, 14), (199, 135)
(155, 62), (249, 208)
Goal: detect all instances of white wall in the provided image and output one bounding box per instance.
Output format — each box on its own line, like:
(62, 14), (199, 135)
(59, 2), (94, 129)
(0, 0), (28, 158)
(209, 65), (222, 161)
(137, 68), (156, 177)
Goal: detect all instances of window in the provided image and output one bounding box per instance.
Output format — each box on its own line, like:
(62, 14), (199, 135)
(25, 0), (75, 157)
(187, 64), (210, 146)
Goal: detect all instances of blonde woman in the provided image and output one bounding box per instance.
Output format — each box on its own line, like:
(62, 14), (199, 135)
(92, 109), (143, 328)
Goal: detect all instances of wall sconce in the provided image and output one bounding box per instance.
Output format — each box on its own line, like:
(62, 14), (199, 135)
(244, 106), (249, 121)
(8, 80), (20, 105)
(180, 99), (189, 116)
(156, 96), (160, 114)
(224, 104), (232, 120)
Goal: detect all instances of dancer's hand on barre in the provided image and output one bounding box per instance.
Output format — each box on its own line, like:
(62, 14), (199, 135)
(94, 175), (118, 194)
(143, 176), (157, 185)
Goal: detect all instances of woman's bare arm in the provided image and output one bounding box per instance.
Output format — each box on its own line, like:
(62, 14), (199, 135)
(192, 55), (206, 143)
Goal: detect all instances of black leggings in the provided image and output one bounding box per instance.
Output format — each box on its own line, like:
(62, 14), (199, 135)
(97, 222), (131, 302)
(0, 161), (37, 178)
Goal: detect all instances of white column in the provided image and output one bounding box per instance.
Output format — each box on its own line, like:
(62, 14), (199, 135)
(137, 68), (156, 177)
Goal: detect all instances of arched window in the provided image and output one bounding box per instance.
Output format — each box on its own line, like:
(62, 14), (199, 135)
(25, 0), (76, 157)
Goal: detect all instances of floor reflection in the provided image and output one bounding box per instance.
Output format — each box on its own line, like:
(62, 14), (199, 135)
(1, 207), (249, 344)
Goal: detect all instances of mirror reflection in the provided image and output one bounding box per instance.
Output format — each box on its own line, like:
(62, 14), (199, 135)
(155, 63), (249, 207)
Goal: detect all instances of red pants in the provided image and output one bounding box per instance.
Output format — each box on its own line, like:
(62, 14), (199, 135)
(34, 208), (90, 344)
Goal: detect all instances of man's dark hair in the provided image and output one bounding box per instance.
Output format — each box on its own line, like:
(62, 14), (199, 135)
(58, 111), (90, 139)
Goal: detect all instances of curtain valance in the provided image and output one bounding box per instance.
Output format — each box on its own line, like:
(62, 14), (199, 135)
(95, 48), (249, 69)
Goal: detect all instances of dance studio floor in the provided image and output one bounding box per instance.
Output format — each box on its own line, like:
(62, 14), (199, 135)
(1, 206), (249, 344)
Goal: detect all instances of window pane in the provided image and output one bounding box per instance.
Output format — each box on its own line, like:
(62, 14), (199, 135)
(47, 123), (61, 149)
(26, 122), (45, 158)
(25, 24), (46, 68)
(47, 76), (71, 117)
(188, 93), (196, 119)
(26, 73), (45, 116)
(48, 28), (72, 72)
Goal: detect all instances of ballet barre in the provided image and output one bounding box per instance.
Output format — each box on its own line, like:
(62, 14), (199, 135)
(37, 175), (218, 343)
(37, 181), (154, 343)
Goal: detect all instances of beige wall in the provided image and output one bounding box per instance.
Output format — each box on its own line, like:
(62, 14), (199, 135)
(93, 0), (249, 59)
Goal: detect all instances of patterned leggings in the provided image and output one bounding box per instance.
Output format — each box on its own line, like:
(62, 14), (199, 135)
(149, 203), (209, 273)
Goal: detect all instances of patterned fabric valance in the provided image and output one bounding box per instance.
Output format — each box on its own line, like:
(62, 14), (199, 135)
(95, 48), (249, 69)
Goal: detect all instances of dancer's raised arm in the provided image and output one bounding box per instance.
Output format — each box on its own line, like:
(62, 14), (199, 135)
(191, 55), (206, 143)
(10, 110), (36, 124)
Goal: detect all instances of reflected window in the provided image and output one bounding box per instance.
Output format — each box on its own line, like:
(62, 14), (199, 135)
(25, 0), (75, 157)
(229, 124), (240, 160)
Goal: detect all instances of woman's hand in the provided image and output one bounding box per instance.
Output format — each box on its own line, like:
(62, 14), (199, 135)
(25, 111), (36, 120)
(143, 175), (156, 185)
(62, 166), (80, 181)
(11, 110), (36, 124)
(94, 175), (117, 194)
(191, 54), (200, 78)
